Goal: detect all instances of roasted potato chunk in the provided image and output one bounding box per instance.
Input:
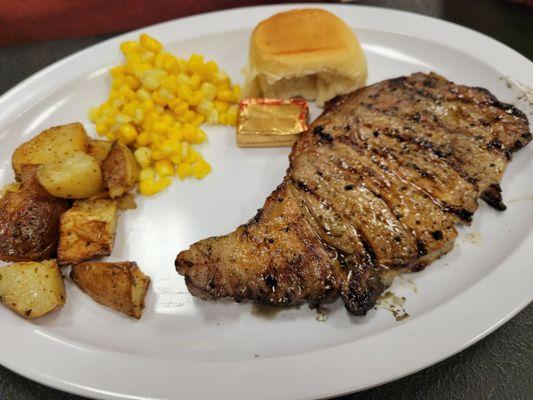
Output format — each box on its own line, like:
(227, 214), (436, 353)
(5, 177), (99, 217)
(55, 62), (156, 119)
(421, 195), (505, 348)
(57, 198), (117, 265)
(0, 182), (21, 199)
(0, 260), (66, 319)
(12, 123), (89, 177)
(0, 167), (69, 262)
(70, 261), (150, 319)
(87, 139), (113, 165)
(102, 141), (139, 198)
(37, 152), (103, 199)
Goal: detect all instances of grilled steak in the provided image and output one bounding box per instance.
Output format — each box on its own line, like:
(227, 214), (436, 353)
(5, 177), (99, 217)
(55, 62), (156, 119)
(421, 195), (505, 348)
(176, 72), (531, 315)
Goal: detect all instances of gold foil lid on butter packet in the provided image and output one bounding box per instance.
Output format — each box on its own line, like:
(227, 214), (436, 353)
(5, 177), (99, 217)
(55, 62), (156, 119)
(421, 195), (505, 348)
(237, 98), (309, 147)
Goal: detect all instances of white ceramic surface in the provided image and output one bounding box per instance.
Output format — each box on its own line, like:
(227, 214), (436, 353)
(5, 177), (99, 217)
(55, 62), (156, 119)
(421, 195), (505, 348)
(0, 4), (532, 400)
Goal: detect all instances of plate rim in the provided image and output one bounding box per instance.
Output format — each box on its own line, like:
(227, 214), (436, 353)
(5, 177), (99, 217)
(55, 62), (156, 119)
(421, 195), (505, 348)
(0, 3), (532, 400)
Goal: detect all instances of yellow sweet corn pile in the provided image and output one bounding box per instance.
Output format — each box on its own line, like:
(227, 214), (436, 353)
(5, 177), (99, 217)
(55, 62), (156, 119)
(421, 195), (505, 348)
(88, 33), (241, 195)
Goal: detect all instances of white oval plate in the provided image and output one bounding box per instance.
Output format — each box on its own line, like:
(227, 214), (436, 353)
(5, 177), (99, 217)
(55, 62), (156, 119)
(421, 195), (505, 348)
(0, 4), (532, 400)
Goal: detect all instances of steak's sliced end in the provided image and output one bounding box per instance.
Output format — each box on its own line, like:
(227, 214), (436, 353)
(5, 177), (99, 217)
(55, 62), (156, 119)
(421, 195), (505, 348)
(176, 181), (344, 306)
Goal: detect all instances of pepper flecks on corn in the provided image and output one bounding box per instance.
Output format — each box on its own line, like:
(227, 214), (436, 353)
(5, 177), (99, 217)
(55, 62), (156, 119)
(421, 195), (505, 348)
(89, 33), (242, 195)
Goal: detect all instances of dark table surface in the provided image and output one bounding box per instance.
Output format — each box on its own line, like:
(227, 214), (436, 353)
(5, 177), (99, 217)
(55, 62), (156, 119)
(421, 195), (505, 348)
(0, 0), (532, 399)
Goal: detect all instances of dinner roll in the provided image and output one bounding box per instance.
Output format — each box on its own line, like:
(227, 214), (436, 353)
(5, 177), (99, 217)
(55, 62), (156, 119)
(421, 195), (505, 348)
(243, 9), (368, 106)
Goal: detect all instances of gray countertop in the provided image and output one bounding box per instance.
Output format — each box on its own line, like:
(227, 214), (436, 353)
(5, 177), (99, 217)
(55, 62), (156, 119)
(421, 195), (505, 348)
(0, 0), (531, 399)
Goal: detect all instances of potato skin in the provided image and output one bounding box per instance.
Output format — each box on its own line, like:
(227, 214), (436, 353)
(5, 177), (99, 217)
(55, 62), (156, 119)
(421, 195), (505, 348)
(87, 139), (112, 165)
(12, 123), (89, 177)
(0, 260), (66, 319)
(0, 166), (69, 262)
(37, 152), (104, 199)
(70, 261), (150, 319)
(57, 198), (117, 265)
(102, 141), (139, 198)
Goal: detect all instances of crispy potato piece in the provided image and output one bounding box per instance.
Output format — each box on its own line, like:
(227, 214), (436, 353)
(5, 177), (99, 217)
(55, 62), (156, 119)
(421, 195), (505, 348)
(87, 139), (113, 165)
(0, 260), (66, 319)
(0, 167), (69, 262)
(12, 123), (89, 177)
(0, 182), (21, 199)
(116, 193), (137, 210)
(37, 152), (103, 199)
(18, 164), (49, 195)
(70, 261), (150, 319)
(102, 141), (139, 198)
(57, 198), (117, 265)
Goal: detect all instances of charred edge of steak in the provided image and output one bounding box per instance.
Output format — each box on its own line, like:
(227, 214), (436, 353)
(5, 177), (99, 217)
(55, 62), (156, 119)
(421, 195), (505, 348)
(313, 125), (334, 143)
(341, 265), (388, 316)
(472, 87), (530, 122)
(443, 206), (474, 223)
(399, 77), (532, 155)
(480, 183), (507, 211)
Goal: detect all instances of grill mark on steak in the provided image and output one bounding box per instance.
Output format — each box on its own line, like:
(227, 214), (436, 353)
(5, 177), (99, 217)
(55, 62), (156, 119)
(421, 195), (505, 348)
(314, 142), (458, 258)
(334, 134), (477, 223)
(176, 72), (531, 316)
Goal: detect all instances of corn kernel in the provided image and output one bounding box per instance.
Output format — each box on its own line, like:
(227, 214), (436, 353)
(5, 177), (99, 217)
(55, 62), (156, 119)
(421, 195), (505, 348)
(170, 153), (181, 164)
(188, 91), (202, 106)
(135, 148), (153, 169)
(182, 124), (196, 143)
(177, 84), (193, 101)
(161, 76), (177, 93)
(177, 163), (193, 179)
(193, 128), (207, 144)
(141, 99), (154, 112)
(155, 160), (174, 177)
(168, 125), (183, 141)
(171, 100), (189, 115)
(134, 108), (144, 124)
(206, 109), (219, 124)
(120, 41), (139, 55)
(141, 51), (155, 63)
(176, 73), (191, 86)
(116, 113), (133, 124)
(190, 114), (205, 127)
(162, 54), (176, 71)
(139, 178), (158, 195)
(185, 147), (201, 164)
(136, 88), (151, 101)
(96, 122), (108, 136)
(204, 61), (218, 75)
(217, 89), (236, 103)
(142, 75), (160, 90)
(181, 141), (190, 159)
(160, 139), (181, 156)
(177, 110), (195, 123)
(187, 54), (204, 73)
(151, 149), (165, 161)
(232, 84), (242, 99)
(140, 33), (162, 53)
(139, 167), (156, 181)
(196, 99), (213, 116)
(154, 53), (165, 69)
(219, 113), (228, 125)
(189, 74), (201, 90)
(88, 107), (100, 123)
(111, 65), (126, 77)
(151, 120), (168, 135)
(214, 100), (229, 113)
(193, 160), (212, 179)
(136, 131), (151, 146)
(227, 113), (237, 126)
(119, 123), (138, 144)
(151, 90), (167, 106)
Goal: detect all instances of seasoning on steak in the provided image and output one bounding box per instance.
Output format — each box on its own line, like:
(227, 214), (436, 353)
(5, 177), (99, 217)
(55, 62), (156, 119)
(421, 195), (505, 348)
(175, 72), (531, 315)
